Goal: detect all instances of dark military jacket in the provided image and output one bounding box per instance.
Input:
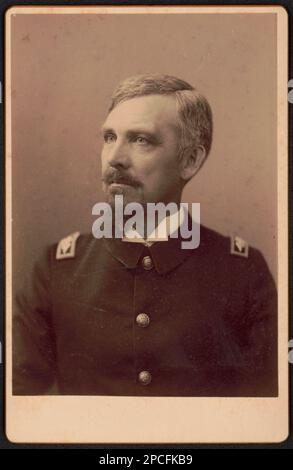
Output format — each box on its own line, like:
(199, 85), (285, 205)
(13, 225), (278, 396)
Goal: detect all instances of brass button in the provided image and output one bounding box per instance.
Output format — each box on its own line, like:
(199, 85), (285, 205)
(138, 370), (152, 385)
(136, 313), (150, 328)
(142, 255), (153, 270)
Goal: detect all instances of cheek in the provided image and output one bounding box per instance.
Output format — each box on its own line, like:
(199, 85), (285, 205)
(147, 152), (180, 179)
(132, 147), (181, 183)
(100, 147), (108, 169)
(139, 163), (180, 193)
(129, 153), (155, 176)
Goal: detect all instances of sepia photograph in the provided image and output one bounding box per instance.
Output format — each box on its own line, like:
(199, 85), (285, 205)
(5, 5), (288, 443)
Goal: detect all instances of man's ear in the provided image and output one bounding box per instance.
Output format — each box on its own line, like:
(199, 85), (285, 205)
(180, 145), (207, 182)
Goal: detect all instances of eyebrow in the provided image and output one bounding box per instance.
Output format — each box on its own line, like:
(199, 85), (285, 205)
(101, 126), (115, 135)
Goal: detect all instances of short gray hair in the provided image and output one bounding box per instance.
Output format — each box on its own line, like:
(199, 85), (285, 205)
(109, 74), (213, 157)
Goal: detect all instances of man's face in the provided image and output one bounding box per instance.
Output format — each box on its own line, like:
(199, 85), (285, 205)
(101, 94), (183, 206)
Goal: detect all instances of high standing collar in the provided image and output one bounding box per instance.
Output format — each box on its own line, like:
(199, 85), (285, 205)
(103, 231), (197, 275)
(103, 237), (145, 270)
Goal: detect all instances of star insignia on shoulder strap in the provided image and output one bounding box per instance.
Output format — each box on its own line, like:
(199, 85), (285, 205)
(56, 231), (80, 260)
(230, 235), (249, 258)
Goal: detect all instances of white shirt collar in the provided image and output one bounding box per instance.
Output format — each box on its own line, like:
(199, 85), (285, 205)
(122, 206), (186, 246)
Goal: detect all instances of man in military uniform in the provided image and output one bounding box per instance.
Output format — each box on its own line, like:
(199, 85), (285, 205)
(13, 74), (278, 396)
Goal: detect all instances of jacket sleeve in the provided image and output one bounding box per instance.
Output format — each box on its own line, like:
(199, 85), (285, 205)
(242, 248), (278, 396)
(13, 246), (57, 395)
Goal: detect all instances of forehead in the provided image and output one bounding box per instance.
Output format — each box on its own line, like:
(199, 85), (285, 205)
(103, 94), (179, 133)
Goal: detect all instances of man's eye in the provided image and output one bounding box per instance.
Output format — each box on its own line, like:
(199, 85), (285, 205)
(134, 136), (150, 145)
(104, 133), (116, 144)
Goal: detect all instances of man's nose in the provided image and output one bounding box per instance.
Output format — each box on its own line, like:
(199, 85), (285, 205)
(106, 140), (131, 169)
